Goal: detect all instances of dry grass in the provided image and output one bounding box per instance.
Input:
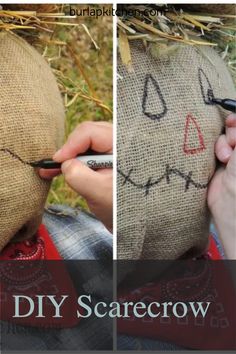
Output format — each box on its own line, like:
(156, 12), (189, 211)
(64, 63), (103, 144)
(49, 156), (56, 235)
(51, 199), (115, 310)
(118, 4), (236, 81)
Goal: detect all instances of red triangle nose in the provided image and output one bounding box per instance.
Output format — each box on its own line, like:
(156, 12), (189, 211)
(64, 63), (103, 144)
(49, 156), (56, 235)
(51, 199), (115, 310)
(183, 114), (206, 155)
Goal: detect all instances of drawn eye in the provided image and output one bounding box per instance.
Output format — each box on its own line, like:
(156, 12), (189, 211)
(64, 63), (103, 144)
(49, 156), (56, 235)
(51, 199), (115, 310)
(142, 74), (167, 121)
(198, 68), (214, 105)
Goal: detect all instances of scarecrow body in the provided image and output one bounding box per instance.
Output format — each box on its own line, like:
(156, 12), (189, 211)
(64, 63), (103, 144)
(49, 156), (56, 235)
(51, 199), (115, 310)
(117, 42), (236, 259)
(0, 32), (64, 251)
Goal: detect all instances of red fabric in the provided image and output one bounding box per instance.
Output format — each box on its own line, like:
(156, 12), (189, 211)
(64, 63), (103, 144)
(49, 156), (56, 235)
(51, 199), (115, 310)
(117, 235), (235, 350)
(206, 234), (222, 260)
(0, 224), (61, 261)
(0, 225), (80, 328)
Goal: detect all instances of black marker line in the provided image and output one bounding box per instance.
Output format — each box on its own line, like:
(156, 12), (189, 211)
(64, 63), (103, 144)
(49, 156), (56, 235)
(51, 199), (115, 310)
(198, 68), (215, 105)
(0, 148), (32, 166)
(122, 168), (133, 186)
(185, 171), (193, 192)
(142, 74), (168, 121)
(144, 177), (153, 196)
(118, 164), (209, 196)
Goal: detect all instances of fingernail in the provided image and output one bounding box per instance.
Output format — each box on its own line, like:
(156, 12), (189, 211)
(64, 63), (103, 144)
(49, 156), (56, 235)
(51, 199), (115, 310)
(219, 147), (232, 161)
(53, 148), (63, 161)
(61, 159), (73, 173)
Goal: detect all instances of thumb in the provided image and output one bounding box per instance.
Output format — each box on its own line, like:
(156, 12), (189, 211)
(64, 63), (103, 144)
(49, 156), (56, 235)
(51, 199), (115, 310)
(61, 159), (104, 202)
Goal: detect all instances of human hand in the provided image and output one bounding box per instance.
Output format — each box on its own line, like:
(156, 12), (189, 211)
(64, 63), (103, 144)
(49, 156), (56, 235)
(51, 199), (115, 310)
(208, 114), (236, 259)
(40, 121), (113, 232)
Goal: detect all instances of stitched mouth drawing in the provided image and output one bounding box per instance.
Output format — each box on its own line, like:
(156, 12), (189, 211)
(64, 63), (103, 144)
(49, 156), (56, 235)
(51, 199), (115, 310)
(0, 148), (33, 166)
(118, 165), (210, 196)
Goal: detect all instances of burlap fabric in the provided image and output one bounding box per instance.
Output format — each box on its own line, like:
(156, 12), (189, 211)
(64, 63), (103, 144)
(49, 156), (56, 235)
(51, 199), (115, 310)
(117, 43), (236, 259)
(0, 32), (64, 251)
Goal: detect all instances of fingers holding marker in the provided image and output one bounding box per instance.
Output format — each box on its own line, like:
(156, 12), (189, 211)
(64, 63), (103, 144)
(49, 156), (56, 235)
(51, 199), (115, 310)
(53, 122), (113, 162)
(215, 114), (236, 164)
(61, 158), (110, 202)
(225, 113), (236, 148)
(215, 134), (233, 163)
(225, 126), (236, 148)
(39, 168), (60, 180)
(39, 122), (112, 180)
(37, 121), (113, 230)
(225, 148), (236, 179)
(225, 113), (236, 128)
(61, 158), (113, 230)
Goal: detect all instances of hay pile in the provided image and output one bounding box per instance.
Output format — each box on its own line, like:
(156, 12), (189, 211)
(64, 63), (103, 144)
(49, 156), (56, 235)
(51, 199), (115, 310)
(0, 4), (112, 116)
(0, 4), (113, 208)
(118, 4), (236, 79)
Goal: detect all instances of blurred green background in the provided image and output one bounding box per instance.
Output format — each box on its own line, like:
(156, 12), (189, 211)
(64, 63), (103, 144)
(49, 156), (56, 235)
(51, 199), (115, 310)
(40, 4), (113, 209)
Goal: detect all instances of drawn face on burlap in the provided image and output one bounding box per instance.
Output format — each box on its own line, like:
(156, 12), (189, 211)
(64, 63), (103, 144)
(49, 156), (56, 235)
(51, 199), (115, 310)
(0, 32), (64, 251)
(117, 43), (236, 259)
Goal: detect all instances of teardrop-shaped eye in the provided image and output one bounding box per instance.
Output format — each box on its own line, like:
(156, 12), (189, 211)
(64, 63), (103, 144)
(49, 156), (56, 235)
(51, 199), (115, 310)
(198, 68), (214, 105)
(142, 74), (167, 121)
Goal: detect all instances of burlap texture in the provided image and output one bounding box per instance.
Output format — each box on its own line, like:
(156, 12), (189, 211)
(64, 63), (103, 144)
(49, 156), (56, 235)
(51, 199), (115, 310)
(0, 32), (64, 251)
(117, 43), (236, 259)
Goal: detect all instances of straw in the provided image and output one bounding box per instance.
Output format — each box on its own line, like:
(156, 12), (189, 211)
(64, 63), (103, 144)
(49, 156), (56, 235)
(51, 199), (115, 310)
(118, 4), (236, 80)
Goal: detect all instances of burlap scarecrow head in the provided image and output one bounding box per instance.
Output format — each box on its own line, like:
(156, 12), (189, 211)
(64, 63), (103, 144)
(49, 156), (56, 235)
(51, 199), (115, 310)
(117, 43), (236, 259)
(0, 32), (64, 251)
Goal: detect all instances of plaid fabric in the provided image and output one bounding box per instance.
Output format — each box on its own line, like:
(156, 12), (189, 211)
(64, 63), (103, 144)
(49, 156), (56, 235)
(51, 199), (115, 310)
(1, 318), (113, 351)
(43, 204), (112, 260)
(1, 205), (113, 351)
(210, 223), (225, 258)
(117, 335), (185, 350)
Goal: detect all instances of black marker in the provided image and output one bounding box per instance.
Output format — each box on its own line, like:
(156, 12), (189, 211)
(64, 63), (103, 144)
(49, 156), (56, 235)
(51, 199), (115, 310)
(212, 98), (236, 113)
(30, 152), (113, 170)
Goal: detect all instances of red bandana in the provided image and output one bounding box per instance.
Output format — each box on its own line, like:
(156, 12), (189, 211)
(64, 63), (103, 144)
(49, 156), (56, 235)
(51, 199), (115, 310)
(0, 224), (61, 261)
(117, 236), (236, 350)
(0, 225), (80, 328)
